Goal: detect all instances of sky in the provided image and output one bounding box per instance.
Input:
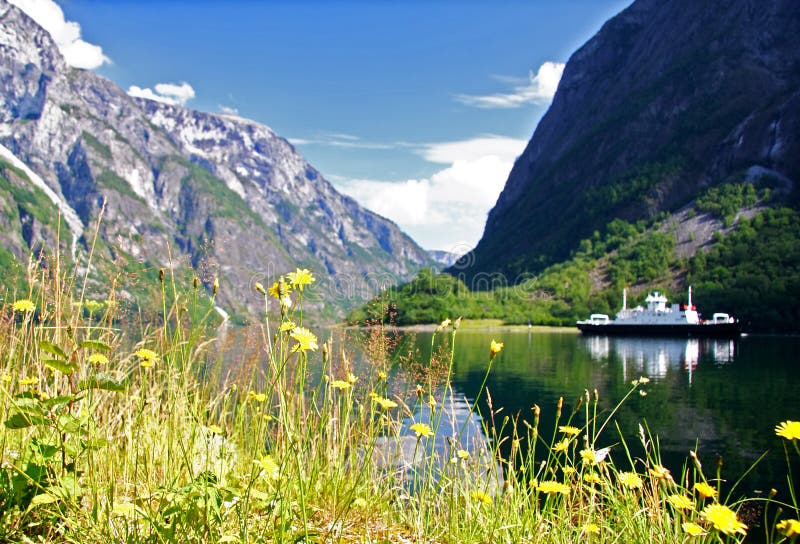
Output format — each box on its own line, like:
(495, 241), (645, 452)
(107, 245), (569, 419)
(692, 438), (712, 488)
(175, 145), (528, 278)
(11, 0), (631, 253)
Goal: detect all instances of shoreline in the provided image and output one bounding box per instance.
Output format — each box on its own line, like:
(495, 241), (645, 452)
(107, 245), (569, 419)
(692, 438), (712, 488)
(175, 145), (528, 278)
(338, 319), (579, 334)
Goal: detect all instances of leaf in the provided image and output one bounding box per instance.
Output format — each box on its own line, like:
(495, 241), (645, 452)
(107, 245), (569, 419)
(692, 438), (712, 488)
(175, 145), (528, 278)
(82, 437), (110, 450)
(78, 373), (126, 392)
(78, 340), (112, 352)
(57, 413), (83, 434)
(42, 358), (78, 375)
(4, 412), (47, 429)
(38, 341), (67, 360)
(41, 395), (78, 409)
(30, 493), (59, 506)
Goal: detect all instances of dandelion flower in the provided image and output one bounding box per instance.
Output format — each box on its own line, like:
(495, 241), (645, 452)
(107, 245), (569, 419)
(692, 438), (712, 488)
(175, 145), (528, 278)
(1, 375), (10, 383)
(88, 353), (109, 365)
(536, 480), (570, 495)
(254, 454), (280, 480)
(775, 420), (800, 440)
(471, 490), (492, 505)
(457, 449), (470, 460)
(346, 372), (358, 384)
(701, 503), (747, 535)
(585, 523), (600, 534)
(290, 327), (318, 353)
(693, 481), (717, 499)
(618, 472), (643, 490)
(247, 391), (267, 403)
(682, 522), (707, 536)
(559, 425), (580, 436)
(667, 494), (694, 510)
(278, 320), (296, 332)
(378, 370), (388, 380)
(553, 438), (571, 453)
(267, 281), (283, 299)
(563, 466), (576, 476)
(489, 340), (504, 356)
(410, 422), (433, 438)
(19, 376), (38, 386)
(135, 348), (158, 362)
(286, 268), (315, 290)
(580, 447), (610, 465)
(583, 472), (602, 485)
(12, 299), (35, 313)
(330, 380), (351, 390)
(372, 396), (398, 409)
(777, 519), (800, 537)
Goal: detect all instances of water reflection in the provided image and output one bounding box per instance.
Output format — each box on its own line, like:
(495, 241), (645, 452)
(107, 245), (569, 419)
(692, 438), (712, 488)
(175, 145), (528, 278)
(582, 336), (737, 384)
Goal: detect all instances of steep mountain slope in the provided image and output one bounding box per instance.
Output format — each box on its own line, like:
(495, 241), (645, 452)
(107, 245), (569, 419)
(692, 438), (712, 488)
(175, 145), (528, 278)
(457, 0), (800, 283)
(0, 0), (432, 318)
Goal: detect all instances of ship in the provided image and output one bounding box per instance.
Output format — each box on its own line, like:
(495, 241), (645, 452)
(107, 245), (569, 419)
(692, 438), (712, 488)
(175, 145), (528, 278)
(576, 287), (741, 337)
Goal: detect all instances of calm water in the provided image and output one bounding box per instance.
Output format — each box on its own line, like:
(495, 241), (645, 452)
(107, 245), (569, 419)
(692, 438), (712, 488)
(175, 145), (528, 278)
(402, 329), (800, 495)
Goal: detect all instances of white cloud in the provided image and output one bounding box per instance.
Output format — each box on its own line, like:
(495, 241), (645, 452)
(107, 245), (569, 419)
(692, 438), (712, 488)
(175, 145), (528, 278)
(128, 81), (196, 106)
(455, 61), (565, 109)
(288, 132), (394, 150)
(334, 135), (527, 251)
(9, 0), (110, 69)
(219, 105), (240, 116)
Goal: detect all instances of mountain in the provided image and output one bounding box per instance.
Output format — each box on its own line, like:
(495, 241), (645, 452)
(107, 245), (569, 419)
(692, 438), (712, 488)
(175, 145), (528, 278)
(456, 0), (800, 284)
(0, 0), (433, 319)
(427, 249), (463, 268)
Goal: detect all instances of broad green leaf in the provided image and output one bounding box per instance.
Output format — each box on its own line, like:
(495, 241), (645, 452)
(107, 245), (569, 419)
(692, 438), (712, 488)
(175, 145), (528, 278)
(30, 493), (59, 506)
(83, 437), (110, 449)
(42, 358), (78, 375)
(38, 341), (67, 360)
(41, 395), (78, 409)
(77, 373), (126, 392)
(57, 413), (83, 434)
(78, 340), (112, 352)
(4, 412), (48, 429)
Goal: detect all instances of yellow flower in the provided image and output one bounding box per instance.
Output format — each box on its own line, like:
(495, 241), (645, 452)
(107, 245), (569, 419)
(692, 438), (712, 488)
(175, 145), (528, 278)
(583, 472), (602, 485)
(267, 281), (283, 299)
(410, 422), (433, 438)
(701, 503), (747, 535)
(290, 327), (318, 353)
(777, 519), (800, 537)
(286, 268), (315, 290)
(88, 353), (109, 365)
(580, 447), (609, 465)
(618, 472), (643, 490)
(666, 494), (694, 510)
(585, 523), (600, 534)
(562, 466), (576, 476)
(1, 374), (11, 383)
(247, 391), (267, 402)
(19, 376), (38, 386)
(372, 396), (398, 409)
(648, 464), (672, 480)
(346, 372), (358, 384)
(83, 299), (104, 312)
(330, 380), (351, 390)
(135, 348), (158, 362)
(471, 490), (492, 505)
(489, 340), (504, 356)
(378, 370), (388, 380)
(775, 420), (800, 440)
(457, 449), (470, 460)
(207, 425), (224, 435)
(559, 425), (580, 436)
(112, 502), (136, 517)
(553, 438), (571, 452)
(693, 481), (717, 499)
(254, 454), (279, 480)
(536, 480), (570, 495)
(352, 497), (368, 509)
(278, 320), (296, 332)
(12, 299), (35, 313)
(254, 282), (266, 295)
(682, 522), (707, 536)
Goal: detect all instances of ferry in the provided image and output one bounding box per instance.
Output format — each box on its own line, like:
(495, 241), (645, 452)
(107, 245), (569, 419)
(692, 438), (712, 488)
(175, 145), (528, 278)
(576, 287), (741, 337)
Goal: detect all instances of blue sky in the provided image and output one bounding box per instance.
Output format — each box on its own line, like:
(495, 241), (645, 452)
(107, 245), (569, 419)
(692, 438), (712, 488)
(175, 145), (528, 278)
(14, 0), (631, 252)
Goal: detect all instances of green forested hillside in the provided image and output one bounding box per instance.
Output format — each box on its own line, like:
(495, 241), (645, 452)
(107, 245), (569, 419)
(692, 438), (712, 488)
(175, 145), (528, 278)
(350, 189), (800, 333)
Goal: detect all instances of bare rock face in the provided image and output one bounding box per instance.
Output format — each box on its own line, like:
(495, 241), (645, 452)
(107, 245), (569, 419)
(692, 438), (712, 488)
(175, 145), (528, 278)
(458, 0), (800, 283)
(0, 0), (432, 318)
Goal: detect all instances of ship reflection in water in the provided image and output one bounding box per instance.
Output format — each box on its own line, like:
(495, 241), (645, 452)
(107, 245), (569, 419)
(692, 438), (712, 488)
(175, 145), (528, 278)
(582, 335), (737, 384)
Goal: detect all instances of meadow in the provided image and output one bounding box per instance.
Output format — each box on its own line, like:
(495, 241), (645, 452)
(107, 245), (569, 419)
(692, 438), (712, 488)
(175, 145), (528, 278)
(1, 256), (799, 543)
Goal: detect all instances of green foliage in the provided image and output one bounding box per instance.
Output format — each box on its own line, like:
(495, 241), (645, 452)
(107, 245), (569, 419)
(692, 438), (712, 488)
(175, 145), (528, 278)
(96, 169), (145, 202)
(696, 181), (759, 226)
(688, 207), (800, 332)
(80, 131), (112, 161)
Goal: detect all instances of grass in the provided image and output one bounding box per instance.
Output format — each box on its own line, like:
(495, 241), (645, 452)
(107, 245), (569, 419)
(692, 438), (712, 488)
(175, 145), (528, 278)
(0, 256), (799, 543)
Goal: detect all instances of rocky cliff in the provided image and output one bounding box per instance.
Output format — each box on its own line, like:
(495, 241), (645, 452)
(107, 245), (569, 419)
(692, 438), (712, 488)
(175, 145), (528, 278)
(457, 0), (800, 283)
(0, 0), (432, 318)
